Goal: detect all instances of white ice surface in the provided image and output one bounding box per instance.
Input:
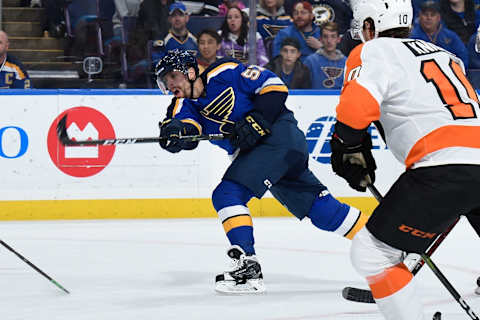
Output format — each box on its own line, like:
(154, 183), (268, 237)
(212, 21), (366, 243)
(0, 217), (478, 320)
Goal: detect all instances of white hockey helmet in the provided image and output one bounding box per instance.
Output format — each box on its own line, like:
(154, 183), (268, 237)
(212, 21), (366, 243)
(350, 0), (413, 42)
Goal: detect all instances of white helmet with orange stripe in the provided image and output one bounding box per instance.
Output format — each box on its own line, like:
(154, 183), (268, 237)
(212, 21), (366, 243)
(350, 0), (413, 42)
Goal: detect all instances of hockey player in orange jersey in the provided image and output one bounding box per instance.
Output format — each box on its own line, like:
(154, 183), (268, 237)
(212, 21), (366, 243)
(329, 0), (480, 319)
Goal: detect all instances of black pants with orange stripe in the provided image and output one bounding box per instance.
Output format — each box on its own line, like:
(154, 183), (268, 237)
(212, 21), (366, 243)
(366, 164), (480, 254)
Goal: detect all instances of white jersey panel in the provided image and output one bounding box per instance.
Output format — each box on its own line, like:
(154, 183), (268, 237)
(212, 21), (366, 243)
(357, 38), (480, 167)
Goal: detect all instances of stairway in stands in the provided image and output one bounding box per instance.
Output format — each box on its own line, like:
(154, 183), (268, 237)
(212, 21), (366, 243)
(1, 0), (115, 88)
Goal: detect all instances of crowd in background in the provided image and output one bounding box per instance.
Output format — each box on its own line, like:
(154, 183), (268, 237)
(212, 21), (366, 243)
(4, 0), (480, 89)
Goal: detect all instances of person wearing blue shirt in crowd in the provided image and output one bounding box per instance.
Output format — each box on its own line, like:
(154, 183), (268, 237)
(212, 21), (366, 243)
(0, 31), (31, 89)
(303, 21), (346, 89)
(272, 1), (321, 61)
(151, 2), (198, 64)
(440, 0), (480, 44)
(256, 0), (293, 58)
(411, 1), (469, 67)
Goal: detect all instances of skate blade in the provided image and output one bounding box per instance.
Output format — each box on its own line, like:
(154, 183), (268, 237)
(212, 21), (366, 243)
(215, 279), (266, 295)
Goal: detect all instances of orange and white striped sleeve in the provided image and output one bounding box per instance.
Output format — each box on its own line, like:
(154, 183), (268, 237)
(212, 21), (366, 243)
(336, 42), (389, 130)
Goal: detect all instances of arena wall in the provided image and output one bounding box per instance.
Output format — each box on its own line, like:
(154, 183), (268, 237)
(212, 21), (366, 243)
(0, 90), (404, 220)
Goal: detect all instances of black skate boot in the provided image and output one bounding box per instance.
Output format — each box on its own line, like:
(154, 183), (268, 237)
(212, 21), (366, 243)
(215, 245), (265, 294)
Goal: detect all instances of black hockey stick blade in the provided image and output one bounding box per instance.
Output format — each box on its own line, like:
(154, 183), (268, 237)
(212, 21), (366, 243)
(56, 114), (227, 146)
(342, 286), (375, 303)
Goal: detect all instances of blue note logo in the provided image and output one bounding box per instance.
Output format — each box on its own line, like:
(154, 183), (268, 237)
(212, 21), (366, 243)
(306, 116), (387, 164)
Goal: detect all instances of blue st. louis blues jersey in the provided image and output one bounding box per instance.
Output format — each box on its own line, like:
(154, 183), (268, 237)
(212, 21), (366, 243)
(168, 58), (288, 154)
(0, 54), (31, 89)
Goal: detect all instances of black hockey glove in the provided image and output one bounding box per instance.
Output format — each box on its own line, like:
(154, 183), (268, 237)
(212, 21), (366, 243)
(230, 112), (271, 152)
(330, 133), (376, 192)
(159, 118), (191, 153)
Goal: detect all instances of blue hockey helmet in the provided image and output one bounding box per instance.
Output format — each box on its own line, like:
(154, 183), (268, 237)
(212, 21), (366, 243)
(155, 49), (199, 93)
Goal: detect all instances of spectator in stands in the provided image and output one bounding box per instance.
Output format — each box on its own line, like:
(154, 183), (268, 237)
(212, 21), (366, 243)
(197, 29), (222, 74)
(272, 1), (321, 61)
(112, 0), (142, 37)
(137, 0), (173, 41)
(178, 0), (222, 15)
(0, 31), (32, 89)
(219, 0), (246, 16)
(283, 0), (353, 35)
(256, 0), (293, 58)
(440, 0), (480, 44)
(468, 32), (480, 68)
(39, 0), (66, 38)
(151, 2), (198, 64)
(412, 1), (469, 67)
(303, 21), (346, 89)
(265, 37), (311, 88)
(218, 6), (269, 65)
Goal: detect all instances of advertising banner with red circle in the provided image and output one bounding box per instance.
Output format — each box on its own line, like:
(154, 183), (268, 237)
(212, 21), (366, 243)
(47, 107), (116, 177)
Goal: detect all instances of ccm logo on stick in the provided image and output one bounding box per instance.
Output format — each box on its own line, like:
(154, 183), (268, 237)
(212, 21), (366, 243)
(398, 224), (437, 239)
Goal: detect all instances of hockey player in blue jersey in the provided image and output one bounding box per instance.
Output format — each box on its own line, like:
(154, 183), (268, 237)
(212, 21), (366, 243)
(155, 49), (369, 294)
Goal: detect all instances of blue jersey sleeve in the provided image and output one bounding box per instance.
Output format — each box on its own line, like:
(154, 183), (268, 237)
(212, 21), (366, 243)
(235, 64), (288, 97)
(169, 98), (203, 134)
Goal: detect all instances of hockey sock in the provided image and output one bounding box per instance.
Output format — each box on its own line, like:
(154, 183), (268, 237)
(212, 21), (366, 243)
(212, 180), (256, 255)
(367, 263), (425, 320)
(308, 192), (367, 239)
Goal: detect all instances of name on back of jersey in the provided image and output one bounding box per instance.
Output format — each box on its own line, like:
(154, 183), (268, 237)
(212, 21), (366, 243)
(403, 39), (446, 57)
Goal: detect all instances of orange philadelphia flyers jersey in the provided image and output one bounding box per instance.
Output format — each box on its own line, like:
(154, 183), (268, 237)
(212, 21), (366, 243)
(337, 38), (480, 169)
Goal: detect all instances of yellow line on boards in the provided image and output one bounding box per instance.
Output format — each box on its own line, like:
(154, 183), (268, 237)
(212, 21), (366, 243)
(0, 197), (378, 221)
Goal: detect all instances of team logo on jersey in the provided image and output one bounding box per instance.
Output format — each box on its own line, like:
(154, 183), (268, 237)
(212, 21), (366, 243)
(306, 116), (387, 164)
(321, 66), (344, 88)
(312, 4), (335, 26)
(201, 87), (235, 133)
(262, 24), (289, 38)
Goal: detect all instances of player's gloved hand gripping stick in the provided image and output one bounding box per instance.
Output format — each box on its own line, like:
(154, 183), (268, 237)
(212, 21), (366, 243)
(56, 115), (228, 146)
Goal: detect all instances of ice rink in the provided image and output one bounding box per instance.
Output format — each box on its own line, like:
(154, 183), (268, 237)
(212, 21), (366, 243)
(0, 216), (478, 320)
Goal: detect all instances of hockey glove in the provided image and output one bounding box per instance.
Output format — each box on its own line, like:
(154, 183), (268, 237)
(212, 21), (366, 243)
(230, 112), (271, 152)
(330, 133), (376, 192)
(159, 118), (192, 153)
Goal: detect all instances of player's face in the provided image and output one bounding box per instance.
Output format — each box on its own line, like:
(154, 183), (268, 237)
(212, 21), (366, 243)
(163, 71), (191, 98)
(198, 34), (220, 61)
(0, 32), (9, 58)
(227, 8), (243, 35)
(292, 4), (313, 30)
(321, 29), (340, 53)
(419, 10), (441, 33)
(280, 45), (301, 67)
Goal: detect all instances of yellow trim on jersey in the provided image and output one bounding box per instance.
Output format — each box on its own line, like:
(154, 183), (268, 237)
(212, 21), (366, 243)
(222, 215), (253, 233)
(0, 197), (377, 220)
(259, 84), (288, 95)
(344, 211), (369, 240)
(181, 118), (202, 134)
(5, 61), (25, 79)
(172, 98), (182, 116)
(207, 62), (239, 83)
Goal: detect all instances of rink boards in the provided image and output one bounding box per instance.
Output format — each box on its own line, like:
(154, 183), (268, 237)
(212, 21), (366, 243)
(0, 90), (404, 220)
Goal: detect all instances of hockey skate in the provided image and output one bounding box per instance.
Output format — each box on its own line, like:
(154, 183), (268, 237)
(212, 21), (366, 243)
(215, 245), (265, 294)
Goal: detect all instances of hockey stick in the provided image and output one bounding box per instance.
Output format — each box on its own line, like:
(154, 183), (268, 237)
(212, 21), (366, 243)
(343, 185), (480, 320)
(56, 115), (227, 146)
(0, 240), (70, 294)
(342, 215), (460, 303)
